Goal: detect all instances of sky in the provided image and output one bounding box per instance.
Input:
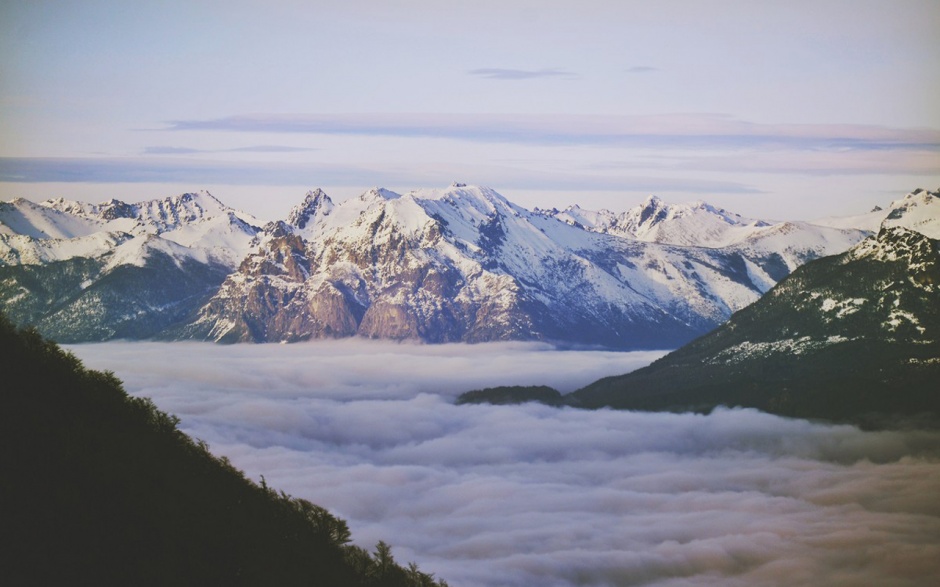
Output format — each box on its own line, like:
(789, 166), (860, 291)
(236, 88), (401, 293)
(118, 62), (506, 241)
(68, 340), (940, 587)
(1, 0), (939, 221)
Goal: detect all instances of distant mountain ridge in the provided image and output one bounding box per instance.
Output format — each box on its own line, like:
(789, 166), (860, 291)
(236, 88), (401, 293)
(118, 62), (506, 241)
(180, 183), (864, 347)
(539, 195), (772, 248)
(3, 185), (934, 347)
(811, 188), (940, 239)
(459, 210), (940, 427)
(0, 191), (262, 341)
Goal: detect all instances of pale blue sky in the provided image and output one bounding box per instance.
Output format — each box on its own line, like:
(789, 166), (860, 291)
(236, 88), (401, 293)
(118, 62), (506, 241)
(1, 0), (938, 220)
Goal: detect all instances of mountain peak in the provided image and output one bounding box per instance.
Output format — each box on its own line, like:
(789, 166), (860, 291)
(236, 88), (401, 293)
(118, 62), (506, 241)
(129, 191), (230, 230)
(261, 220), (295, 238)
(849, 225), (937, 265)
(896, 187), (937, 208)
(881, 187), (940, 239)
(362, 187), (401, 201)
(635, 195), (669, 227)
(171, 190), (227, 210)
(287, 189), (334, 230)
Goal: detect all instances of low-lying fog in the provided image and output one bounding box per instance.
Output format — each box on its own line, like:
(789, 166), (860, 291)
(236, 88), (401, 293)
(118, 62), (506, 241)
(68, 340), (940, 587)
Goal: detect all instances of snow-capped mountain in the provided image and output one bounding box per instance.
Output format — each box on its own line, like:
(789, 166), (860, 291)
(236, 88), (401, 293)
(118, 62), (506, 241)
(564, 223), (940, 426)
(1, 191), (261, 268)
(539, 194), (869, 291)
(181, 184), (867, 348)
(0, 192), (261, 341)
(542, 195), (772, 248)
(5, 184), (929, 347)
(812, 188), (940, 239)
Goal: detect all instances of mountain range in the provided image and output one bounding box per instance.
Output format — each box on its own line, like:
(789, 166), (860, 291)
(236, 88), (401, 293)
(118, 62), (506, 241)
(0, 192), (260, 341)
(2, 184), (935, 348)
(459, 189), (940, 427)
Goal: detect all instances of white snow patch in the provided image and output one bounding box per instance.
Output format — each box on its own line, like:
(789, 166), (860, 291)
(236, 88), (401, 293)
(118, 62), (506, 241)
(820, 297), (867, 319)
(710, 335), (854, 364)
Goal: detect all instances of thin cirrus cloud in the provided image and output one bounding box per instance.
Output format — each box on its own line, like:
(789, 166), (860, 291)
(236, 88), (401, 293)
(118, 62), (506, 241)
(67, 340), (940, 587)
(625, 65), (658, 73)
(0, 157), (398, 186)
(0, 156), (762, 194)
(468, 67), (579, 80)
(143, 145), (318, 155)
(163, 112), (940, 152)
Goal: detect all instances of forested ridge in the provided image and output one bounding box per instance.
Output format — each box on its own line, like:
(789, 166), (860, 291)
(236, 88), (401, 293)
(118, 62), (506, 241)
(0, 313), (447, 586)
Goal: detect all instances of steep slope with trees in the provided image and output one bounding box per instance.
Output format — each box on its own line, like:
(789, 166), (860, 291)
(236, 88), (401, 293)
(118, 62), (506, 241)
(0, 314), (447, 586)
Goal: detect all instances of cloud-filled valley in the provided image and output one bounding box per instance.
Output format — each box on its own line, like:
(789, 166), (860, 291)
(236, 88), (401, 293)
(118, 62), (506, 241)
(69, 341), (940, 587)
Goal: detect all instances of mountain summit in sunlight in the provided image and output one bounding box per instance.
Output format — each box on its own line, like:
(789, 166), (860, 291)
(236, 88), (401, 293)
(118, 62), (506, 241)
(173, 183), (864, 347)
(4, 185), (936, 348)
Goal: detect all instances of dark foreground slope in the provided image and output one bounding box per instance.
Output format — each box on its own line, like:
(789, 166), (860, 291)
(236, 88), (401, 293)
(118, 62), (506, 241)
(461, 227), (940, 428)
(0, 314), (447, 586)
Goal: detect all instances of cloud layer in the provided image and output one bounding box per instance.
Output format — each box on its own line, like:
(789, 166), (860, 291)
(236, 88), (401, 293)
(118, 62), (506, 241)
(468, 68), (579, 80)
(68, 341), (940, 587)
(0, 156), (763, 194)
(162, 113), (940, 151)
(143, 145), (318, 155)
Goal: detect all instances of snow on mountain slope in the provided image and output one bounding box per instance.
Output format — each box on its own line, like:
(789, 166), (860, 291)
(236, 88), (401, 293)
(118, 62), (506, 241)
(286, 189), (335, 234)
(543, 195), (772, 248)
(0, 198), (107, 239)
(160, 211), (262, 268)
(1, 191), (262, 269)
(0, 191), (263, 342)
(0, 231), (134, 266)
(875, 188), (940, 239)
(413, 185), (763, 319)
(132, 191), (231, 230)
(618, 196), (771, 247)
(541, 193), (875, 261)
(103, 233), (209, 272)
(813, 188), (940, 238)
(726, 221), (869, 286)
(41, 190), (231, 230)
(186, 183), (852, 347)
(542, 191), (868, 293)
(6, 183), (921, 346)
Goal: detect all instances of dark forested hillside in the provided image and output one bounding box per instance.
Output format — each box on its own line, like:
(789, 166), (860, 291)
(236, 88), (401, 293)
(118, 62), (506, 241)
(0, 314), (447, 586)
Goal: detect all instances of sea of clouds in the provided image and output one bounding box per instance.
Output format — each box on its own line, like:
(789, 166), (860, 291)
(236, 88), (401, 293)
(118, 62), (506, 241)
(68, 340), (940, 587)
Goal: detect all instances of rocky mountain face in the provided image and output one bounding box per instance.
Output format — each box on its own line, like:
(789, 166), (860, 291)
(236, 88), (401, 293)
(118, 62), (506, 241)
(563, 223), (940, 426)
(181, 184), (865, 348)
(5, 184), (933, 348)
(0, 192), (261, 342)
